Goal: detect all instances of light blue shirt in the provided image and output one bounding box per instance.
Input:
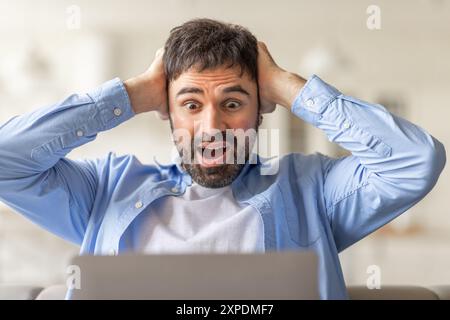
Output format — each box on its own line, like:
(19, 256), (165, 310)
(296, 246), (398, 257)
(0, 75), (446, 299)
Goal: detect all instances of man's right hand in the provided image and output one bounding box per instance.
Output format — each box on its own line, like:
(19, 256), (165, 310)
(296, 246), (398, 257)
(124, 48), (169, 119)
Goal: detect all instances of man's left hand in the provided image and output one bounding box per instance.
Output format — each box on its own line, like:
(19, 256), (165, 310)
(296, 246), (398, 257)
(257, 41), (307, 111)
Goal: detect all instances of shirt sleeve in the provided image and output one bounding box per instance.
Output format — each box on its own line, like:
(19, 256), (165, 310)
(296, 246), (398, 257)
(291, 75), (446, 252)
(0, 78), (135, 244)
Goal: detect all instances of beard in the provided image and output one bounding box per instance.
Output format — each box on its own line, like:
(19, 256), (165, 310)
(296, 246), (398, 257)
(170, 120), (259, 189)
(182, 137), (247, 188)
(183, 159), (245, 188)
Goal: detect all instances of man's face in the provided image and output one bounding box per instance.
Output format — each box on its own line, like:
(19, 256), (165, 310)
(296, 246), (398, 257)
(168, 64), (259, 188)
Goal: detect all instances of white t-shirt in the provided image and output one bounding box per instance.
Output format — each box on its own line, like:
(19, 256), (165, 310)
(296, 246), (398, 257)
(132, 183), (265, 254)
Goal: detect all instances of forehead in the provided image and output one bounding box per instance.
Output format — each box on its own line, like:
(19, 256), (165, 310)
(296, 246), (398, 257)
(169, 64), (256, 91)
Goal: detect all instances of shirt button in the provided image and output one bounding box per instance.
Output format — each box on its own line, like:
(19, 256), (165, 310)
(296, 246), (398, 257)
(306, 99), (315, 108)
(76, 130), (84, 137)
(134, 200), (143, 209)
(343, 122), (351, 129)
(171, 187), (179, 193)
(113, 108), (122, 116)
(109, 248), (117, 256)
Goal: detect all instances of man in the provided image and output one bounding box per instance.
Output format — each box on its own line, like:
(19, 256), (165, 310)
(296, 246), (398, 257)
(0, 18), (446, 299)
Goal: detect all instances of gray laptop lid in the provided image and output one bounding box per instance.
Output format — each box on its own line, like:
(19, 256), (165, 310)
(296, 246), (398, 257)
(69, 251), (319, 300)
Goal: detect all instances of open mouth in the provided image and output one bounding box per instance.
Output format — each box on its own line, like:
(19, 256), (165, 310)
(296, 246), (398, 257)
(196, 141), (232, 167)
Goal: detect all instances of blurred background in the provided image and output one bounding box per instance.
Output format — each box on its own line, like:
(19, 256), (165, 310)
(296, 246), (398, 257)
(0, 0), (449, 288)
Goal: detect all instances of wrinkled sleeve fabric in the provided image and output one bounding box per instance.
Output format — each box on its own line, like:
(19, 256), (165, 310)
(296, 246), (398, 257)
(0, 78), (134, 244)
(291, 75), (446, 252)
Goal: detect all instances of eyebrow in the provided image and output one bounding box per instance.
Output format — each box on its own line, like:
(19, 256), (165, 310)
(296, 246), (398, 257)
(176, 85), (250, 98)
(222, 85), (250, 96)
(176, 87), (204, 97)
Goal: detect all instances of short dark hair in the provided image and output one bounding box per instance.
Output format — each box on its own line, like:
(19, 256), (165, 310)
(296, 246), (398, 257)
(163, 18), (258, 83)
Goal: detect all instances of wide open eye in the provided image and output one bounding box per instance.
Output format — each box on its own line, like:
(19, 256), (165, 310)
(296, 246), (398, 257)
(183, 101), (201, 111)
(224, 100), (242, 110)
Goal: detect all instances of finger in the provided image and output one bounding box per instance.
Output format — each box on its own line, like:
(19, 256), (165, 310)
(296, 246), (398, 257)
(258, 41), (267, 50)
(257, 41), (276, 65)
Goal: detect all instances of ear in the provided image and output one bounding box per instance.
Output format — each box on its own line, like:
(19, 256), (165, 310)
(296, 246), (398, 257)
(260, 97), (276, 114)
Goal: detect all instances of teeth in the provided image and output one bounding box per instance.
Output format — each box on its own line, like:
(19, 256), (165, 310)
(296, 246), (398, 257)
(199, 146), (227, 159)
(203, 148), (225, 153)
(208, 146), (224, 151)
(202, 145), (226, 151)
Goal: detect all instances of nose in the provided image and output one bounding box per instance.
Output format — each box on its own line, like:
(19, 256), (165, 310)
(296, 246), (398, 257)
(199, 105), (226, 137)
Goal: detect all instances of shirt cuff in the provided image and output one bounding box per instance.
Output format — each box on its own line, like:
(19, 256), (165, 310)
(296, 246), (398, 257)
(291, 75), (341, 125)
(87, 77), (135, 131)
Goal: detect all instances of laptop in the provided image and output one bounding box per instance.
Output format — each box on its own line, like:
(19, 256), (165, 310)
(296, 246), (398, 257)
(69, 251), (319, 300)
